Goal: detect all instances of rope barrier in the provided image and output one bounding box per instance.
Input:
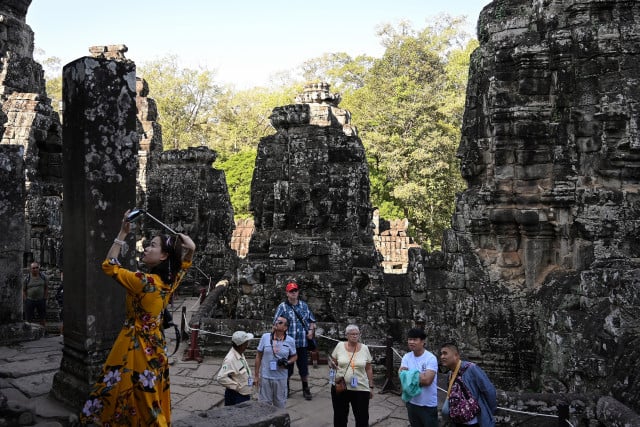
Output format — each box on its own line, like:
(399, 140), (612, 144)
(180, 314), (576, 425)
(185, 277), (226, 311)
(188, 297), (201, 311)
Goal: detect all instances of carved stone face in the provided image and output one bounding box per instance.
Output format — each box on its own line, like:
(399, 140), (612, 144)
(0, 13), (34, 58)
(592, 94), (640, 177)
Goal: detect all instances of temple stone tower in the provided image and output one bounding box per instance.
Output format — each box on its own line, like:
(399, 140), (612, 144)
(0, 0), (62, 341)
(237, 83), (386, 332)
(407, 0), (640, 413)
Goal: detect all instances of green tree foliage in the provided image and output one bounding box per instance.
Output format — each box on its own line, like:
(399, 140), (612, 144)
(209, 84), (301, 157)
(342, 17), (473, 249)
(46, 75), (62, 112)
(34, 50), (62, 112)
(217, 148), (257, 218)
(299, 53), (375, 92)
(63, 19), (474, 249)
(138, 55), (222, 149)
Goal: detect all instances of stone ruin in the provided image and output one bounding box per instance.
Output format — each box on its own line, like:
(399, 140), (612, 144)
(0, 0), (62, 341)
(372, 210), (420, 274)
(232, 211), (419, 274)
(402, 0), (640, 417)
(0, 0), (640, 423)
(234, 82), (388, 332)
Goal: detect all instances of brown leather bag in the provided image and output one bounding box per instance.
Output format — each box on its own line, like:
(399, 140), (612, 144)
(334, 377), (347, 394)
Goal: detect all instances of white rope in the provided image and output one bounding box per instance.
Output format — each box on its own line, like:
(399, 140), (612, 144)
(188, 297), (201, 311)
(496, 407), (558, 418)
(495, 405), (575, 426)
(316, 333), (339, 343)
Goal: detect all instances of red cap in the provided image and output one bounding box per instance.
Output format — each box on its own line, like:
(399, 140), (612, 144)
(286, 282), (299, 292)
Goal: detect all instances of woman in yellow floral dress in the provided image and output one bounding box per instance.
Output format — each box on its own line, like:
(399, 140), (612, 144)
(80, 210), (196, 426)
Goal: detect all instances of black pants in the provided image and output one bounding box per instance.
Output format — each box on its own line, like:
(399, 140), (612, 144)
(224, 388), (250, 406)
(288, 346), (309, 379)
(25, 298), (46, 323)
(331, 386), (369, 427)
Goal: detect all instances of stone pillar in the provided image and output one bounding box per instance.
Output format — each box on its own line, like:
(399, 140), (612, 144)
(51, 52), (138, 410)
(0, 145), (38, 342)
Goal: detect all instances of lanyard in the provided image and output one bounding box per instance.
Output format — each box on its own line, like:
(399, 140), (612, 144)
(350, 347), (357, 373)
(240, 355), (251, 378)
(447, 360), (462, 397)
(272, 335), (284, 358)
(343, 342), (357, 374)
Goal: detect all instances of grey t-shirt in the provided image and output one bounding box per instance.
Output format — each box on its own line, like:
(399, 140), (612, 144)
(26, 274), (47, 300)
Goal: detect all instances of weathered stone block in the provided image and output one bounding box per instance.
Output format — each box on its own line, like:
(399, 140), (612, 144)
(173, 400), (290, 427)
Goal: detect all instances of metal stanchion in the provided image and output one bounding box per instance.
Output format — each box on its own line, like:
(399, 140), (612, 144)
(183, 324), (203, 362)
(558, 402), (569, 427)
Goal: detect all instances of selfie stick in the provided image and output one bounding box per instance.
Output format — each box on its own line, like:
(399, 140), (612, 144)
(126, 208), (211, 281)
(126, 208), (177, 234)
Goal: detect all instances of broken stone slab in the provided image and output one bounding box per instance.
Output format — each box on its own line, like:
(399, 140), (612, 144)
(596, 396), (640, 426)
(9, 371), (56, 398)
(172, 400), (290, 427)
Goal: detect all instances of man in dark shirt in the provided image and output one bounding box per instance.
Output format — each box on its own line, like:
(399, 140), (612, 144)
(24, 262), (48, 327)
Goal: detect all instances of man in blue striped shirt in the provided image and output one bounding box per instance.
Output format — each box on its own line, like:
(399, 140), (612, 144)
(273, 281), (316, 400)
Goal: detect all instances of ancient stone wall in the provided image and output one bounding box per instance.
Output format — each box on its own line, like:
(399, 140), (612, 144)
(135, 76), (162, 208)
(407, 0), (640, 412)
(0, 0), (62, 274)
(231, 211), (419, 274)
(0, 0), (62, 337)
(0, 145), (34, 342)
(231, 218), (254, 258)
(372, 209), (420, 274)
(146, 146), (237, 288)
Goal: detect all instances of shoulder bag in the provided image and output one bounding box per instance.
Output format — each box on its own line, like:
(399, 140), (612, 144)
(447, 364), (480, 423)
(334, 343), (356, 394)
(162, 307), (181, 356)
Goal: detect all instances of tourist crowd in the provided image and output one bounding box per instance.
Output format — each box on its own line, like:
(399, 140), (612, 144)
(216, 280), (498, 427)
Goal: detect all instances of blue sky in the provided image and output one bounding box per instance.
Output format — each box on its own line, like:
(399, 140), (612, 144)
(27, 0), (491, 88)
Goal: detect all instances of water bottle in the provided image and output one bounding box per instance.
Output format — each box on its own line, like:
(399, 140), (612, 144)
(329, 368), (336, 385)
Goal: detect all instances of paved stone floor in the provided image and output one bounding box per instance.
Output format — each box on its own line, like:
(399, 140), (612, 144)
(0, 297), (411, 426)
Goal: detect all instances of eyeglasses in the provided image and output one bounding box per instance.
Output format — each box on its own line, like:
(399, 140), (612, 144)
(347, 333), (360, 336)
(275, 320), (286, 325)
(287, 289), (298, 293)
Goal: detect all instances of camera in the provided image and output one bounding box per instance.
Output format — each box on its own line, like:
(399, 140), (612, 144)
(277, 358), (289, 368)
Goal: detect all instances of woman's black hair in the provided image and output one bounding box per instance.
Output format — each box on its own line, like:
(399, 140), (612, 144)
(149, 234), (183, 285)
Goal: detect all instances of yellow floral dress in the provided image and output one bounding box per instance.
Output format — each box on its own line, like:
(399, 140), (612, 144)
(80, 258), (191, 426)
